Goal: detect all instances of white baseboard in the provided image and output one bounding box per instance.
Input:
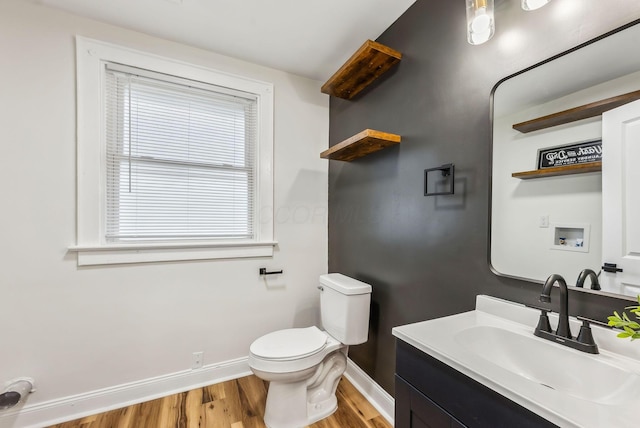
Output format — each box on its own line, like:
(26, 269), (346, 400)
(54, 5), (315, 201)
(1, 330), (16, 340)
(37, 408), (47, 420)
(344, 358), (395, 425)
(0, 357), (251, 428)
(1, 357), (393, 428)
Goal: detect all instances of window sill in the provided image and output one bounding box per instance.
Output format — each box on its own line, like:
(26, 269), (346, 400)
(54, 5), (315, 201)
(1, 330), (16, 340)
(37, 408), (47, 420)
(68, 241), (277, 266)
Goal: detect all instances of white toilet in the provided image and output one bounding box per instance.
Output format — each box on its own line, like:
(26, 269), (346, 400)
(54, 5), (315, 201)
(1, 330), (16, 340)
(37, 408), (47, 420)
(248, 273), (372, 428)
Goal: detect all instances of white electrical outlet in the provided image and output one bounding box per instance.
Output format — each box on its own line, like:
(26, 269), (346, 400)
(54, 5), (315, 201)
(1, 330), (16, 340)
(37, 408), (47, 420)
(539, 215), (549, 228)
(191, 352), (204, 370)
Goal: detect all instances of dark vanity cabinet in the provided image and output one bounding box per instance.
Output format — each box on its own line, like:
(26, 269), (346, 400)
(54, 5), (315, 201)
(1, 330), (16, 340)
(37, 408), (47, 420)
(396, 375), (465, 428)
(395, 340), (558, 428)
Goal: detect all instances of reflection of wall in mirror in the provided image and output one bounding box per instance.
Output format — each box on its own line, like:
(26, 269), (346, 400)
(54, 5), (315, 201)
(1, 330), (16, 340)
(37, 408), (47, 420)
(491, 69), (640, 285)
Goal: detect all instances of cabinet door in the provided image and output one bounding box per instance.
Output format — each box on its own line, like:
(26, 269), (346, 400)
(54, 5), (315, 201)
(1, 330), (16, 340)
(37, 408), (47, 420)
(396, 375), (465, 428)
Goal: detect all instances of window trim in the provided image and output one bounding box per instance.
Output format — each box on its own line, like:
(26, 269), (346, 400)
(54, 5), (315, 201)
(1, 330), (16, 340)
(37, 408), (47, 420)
(72, 37), (275, 266)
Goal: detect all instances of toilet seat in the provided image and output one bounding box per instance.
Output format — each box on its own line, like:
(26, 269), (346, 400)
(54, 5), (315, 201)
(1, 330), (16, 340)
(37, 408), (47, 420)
(249, 327), (343, 374)
(250, 326), (328, 361)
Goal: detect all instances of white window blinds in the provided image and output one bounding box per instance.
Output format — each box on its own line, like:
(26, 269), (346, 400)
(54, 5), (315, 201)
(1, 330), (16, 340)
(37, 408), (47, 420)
(104, 63), (257, 242)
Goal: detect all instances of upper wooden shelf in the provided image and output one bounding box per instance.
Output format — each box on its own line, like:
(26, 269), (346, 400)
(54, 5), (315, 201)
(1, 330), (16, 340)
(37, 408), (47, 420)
(320, 129), (401, 162)
(512, 89), (640, 133)
(512, 161), (602, 179)
(321, 40), (402, 100)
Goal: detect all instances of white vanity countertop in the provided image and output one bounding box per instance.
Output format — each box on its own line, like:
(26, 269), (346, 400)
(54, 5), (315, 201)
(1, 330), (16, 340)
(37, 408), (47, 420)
(392, 295), (640, 428)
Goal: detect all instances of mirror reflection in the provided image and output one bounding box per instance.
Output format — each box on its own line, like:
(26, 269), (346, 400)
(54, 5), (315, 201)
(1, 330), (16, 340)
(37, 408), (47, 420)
(491, 21), (640, 298)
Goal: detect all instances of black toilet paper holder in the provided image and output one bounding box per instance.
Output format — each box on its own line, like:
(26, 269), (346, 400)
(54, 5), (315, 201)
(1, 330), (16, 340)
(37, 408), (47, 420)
(260, 268), (283, 276)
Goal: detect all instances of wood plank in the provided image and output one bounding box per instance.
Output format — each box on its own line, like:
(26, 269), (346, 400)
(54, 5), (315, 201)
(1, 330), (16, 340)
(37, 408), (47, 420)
(131, 396), (164, 428)
(512, 161), (602, 179)
(203, 382), (227, 403)
(316, 390), (370, 428)
(222, 377), (245, 425)
(174, 392), (190, 428)
(512, 89), (640, 133)
(110, 406), (138, 428)
(184, 388), (204, 428)
(157, 393), (182, 428)
(236, 376), (268, 427)
(203, 396), (232, 428)
(335, 378), (379, 421)
(368, 416), (394, 428)
(320, 129), (401, 162)
(321, 40), (402, 100)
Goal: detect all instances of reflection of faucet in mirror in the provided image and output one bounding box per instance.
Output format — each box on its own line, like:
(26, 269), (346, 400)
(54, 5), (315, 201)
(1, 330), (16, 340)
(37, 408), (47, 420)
(576, 269), (601, 290)
(539, 274), (571, 338)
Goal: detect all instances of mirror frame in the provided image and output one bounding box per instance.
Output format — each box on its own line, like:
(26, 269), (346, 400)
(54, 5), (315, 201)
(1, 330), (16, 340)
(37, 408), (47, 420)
(488, 18), (640, 301)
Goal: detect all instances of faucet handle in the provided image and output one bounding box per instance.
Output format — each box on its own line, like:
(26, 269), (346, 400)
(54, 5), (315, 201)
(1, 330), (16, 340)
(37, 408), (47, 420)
(575, 318), (599, 353)
(527, 304), (552, 334)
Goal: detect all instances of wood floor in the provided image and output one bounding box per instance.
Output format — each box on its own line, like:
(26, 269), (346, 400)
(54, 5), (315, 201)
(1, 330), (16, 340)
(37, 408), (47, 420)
(48, 375), (391, 428)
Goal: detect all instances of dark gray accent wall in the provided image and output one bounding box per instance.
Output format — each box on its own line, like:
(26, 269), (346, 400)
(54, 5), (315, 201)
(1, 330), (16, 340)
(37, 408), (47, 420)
(328, 0), (640, 394)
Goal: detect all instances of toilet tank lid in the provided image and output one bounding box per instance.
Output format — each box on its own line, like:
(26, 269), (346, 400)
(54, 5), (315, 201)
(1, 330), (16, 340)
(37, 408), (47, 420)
(320, 273), (372, 295)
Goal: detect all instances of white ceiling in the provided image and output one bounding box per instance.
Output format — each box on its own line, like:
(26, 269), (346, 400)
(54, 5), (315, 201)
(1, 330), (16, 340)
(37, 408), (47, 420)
(37, 0), (416, 81)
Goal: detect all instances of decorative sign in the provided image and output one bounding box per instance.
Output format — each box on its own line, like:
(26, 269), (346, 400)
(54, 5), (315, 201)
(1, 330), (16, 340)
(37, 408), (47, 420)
(537, 140), (602, 169)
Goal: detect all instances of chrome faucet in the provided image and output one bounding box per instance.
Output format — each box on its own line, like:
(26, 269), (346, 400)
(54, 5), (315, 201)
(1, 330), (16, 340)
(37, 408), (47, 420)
(576, 268), (601, 290)
(533, 273), (599, 354)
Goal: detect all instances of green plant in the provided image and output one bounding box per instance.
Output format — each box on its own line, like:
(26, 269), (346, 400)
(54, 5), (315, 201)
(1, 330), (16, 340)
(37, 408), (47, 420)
(608, 295), (640, 340)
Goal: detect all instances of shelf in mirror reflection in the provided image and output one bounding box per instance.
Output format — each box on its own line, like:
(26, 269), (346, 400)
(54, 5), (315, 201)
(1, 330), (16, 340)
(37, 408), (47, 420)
(512, 90), (640, 133)
(512, 161), (601, 179)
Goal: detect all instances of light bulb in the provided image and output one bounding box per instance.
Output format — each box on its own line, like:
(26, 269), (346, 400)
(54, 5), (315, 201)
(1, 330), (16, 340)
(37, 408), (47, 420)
(471, 10), (491, 33)
(522, 0), (550, 11)
(471, 28), (492, 45)
(466, 0), (495, 45)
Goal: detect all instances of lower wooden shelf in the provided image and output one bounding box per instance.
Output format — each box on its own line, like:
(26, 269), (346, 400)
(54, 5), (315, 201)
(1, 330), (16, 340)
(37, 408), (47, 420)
(320, 129), (401, 162)
(512, 161), (601, 179)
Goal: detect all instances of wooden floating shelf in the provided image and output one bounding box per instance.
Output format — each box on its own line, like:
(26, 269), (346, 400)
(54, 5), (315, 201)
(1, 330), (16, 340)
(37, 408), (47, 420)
(513, 89), (640, 133)
(320, 129), (401, 162)
(512, 161), (602, 179)
(321, 40), (402, 100)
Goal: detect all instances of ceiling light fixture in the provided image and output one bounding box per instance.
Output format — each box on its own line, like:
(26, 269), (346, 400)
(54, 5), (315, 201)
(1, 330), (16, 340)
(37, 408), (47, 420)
(466, 0), (495, 45)
(466, 0), (551, 45)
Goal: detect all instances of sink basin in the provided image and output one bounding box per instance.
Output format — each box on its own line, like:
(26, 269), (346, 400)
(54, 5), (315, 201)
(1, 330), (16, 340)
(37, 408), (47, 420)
(455, 325), (640, 405)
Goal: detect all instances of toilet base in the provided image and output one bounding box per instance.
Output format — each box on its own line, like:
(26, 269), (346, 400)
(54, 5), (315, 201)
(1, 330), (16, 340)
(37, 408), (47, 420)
(264, 380), (309, 428)
(261, 350), (347, 428)
(306, 393), (338, 425)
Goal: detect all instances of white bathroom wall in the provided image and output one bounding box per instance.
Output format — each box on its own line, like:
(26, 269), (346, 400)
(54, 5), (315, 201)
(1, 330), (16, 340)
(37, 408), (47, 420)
(0, 0), (328, 424)
(491, 70), (640, 284)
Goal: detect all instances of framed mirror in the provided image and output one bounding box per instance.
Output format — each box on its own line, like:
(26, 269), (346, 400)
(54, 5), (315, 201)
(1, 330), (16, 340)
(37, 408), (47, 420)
(490, 19), (640, 298)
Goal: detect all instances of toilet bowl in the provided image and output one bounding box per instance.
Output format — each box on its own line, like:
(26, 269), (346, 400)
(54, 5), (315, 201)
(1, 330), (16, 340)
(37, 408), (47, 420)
(249, 327), (346, 428)
(248, 274), (372, 428)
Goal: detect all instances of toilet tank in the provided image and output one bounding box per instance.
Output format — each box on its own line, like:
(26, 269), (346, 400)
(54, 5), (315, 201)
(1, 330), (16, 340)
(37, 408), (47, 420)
(319, 273), (372, 345)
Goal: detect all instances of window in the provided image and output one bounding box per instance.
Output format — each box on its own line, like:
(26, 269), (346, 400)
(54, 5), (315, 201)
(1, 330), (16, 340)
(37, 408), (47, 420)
(105, 63), (257, 242)
(73, 38), (275, 265)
